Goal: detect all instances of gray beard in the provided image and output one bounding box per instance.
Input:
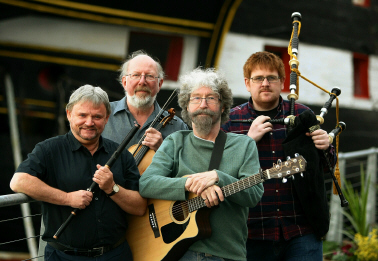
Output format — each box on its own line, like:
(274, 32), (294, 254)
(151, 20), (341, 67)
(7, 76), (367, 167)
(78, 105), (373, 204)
(190, 109), (221, 137)
(128, 93), (156, 109)
(193, 116), (213, 136)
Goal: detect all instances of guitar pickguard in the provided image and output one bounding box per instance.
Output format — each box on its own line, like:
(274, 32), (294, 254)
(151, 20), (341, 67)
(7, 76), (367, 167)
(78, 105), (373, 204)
(160, 200), (191, 243)
(161, 219), (189, 244)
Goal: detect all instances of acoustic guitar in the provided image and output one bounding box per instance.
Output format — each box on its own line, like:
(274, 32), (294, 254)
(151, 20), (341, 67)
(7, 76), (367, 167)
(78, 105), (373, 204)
(126, 154), (306, 261)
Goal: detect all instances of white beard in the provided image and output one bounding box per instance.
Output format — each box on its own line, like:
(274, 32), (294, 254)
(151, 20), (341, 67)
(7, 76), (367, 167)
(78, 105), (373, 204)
(128, 93), (156, 109)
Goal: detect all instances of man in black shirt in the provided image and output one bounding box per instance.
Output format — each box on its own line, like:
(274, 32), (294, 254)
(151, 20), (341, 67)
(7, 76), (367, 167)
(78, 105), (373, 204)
(10, 84), (146, 260)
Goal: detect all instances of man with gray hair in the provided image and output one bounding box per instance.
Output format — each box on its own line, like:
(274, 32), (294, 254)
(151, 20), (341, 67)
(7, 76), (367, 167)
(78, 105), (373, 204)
(10, 85), (146, 260)
(138, 68), (264, 261)
(102, 50), (188, 152)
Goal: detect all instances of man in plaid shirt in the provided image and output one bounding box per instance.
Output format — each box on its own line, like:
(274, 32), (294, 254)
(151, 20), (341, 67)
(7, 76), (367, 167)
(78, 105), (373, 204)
(221, 51), (335, 261)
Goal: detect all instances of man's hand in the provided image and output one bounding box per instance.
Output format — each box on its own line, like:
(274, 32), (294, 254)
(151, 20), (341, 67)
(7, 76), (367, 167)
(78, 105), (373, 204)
(66, 190), (93, 209)
(201, 185), (224, 208)
(142, 127), (163, 151)
(247, 115), (272, 142)
(185, 170), (219, 195)
(93, 164), (114, 194)
(306, 129), (330, 150)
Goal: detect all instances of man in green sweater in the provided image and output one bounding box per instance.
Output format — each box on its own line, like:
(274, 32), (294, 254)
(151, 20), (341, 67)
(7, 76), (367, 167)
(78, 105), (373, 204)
(139, 67), (264, 261)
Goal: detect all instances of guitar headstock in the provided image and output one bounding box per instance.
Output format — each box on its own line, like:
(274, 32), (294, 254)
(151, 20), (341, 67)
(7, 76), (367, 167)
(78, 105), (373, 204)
(265, 154), (307, 181)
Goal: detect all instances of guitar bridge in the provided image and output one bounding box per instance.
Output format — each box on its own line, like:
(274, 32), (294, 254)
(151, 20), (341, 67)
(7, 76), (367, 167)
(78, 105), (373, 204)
(148, 204), (160, 238)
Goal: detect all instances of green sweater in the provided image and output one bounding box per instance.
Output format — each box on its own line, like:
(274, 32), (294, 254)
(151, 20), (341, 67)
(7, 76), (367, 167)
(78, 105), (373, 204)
(139, 131), (264, 260)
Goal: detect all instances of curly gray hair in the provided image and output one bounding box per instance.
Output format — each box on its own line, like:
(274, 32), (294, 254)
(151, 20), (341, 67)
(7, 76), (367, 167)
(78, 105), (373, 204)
(178, 67), (233, 126)
(118, 50), (165, 85)
(66, 85), (111, 116)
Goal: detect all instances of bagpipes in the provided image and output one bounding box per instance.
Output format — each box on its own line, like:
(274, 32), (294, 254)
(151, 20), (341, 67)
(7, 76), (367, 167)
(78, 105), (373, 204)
(232, 12), (348, 207)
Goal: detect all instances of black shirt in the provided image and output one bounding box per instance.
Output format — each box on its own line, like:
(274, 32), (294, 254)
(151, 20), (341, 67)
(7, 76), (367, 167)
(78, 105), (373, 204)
(16, 131), (140, 248)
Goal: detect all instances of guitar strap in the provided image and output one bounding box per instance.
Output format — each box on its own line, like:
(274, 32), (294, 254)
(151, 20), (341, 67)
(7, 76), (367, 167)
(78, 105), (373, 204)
(208, 130), (227, 171)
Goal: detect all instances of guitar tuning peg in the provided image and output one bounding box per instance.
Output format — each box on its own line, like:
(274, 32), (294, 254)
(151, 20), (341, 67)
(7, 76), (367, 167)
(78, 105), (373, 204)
(282, 177), (287, 183)
(300, 172), (304, 177)
(294, 153), (299, 157)
(277, 159), (282, 164)
(286, 156), (291, 160)
(291, 175), (295, 180)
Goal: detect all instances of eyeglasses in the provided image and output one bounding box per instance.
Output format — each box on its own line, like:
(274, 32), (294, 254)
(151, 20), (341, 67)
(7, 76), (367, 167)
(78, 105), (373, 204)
(128, 74), (159, 82)
(189, 96), (221, 104)
(249, 76), (280, 83)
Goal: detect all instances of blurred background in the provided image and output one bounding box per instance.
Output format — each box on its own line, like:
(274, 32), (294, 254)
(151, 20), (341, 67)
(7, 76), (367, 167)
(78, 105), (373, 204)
(0, 0), (377, 259)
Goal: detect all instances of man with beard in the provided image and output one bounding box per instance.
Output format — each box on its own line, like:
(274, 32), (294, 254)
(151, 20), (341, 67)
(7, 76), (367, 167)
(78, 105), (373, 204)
(221, 51), (336, 261)
(102, 50), (188, 151)
(10, 85), (146, 260)
(139, 67), (264, 261)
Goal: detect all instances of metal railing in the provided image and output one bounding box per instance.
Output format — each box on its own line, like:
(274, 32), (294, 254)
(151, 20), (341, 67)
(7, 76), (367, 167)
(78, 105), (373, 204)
(0, 195), (41, 261)
(326, 147), (378, 244)
(3, 73), (39, 260)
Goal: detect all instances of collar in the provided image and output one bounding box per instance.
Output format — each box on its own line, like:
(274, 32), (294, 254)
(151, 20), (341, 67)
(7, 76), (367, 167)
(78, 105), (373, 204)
(67, 130), (106, 153)
(113, 96), (128, 115)
(193, 133), (215, 143)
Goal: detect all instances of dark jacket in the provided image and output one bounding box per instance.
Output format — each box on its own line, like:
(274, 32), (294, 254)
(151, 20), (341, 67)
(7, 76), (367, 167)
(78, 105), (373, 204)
(282, 110), (331, 239)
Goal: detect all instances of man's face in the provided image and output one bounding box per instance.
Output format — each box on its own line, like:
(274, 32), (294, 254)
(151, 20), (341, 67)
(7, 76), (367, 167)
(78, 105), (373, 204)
(66, 101), (109, 145)
(187, 86), (223, 136)
(244, 66), (284, 111)
(122, 55), (163, 109)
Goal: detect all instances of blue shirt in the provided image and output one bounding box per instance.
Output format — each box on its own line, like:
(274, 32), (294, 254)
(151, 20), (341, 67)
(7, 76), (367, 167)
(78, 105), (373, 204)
(102, 97), (188, 147)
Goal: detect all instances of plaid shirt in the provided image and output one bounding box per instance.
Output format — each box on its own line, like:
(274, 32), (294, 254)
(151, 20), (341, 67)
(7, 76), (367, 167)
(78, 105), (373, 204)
(221, 96), (335, 241)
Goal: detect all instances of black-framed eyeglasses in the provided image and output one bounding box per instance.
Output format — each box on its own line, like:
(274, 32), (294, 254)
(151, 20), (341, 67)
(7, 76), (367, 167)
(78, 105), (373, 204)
(128, 74), (159, 82)
(189, 96), (221, 104)
(249, 76), (280, 83)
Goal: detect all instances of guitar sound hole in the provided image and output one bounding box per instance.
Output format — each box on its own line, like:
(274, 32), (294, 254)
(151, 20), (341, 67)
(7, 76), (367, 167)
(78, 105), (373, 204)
(171, 201), (189, 222)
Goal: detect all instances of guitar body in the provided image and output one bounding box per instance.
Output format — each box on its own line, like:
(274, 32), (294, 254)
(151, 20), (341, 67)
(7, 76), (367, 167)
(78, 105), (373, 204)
(128, 144), (156, 174)
(126, 195), (212, 261)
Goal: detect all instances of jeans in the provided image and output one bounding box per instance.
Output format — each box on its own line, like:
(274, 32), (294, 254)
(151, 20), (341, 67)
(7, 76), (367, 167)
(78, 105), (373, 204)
(44, 241), (133, 261)
(179, 250), (237, 261)
(246, 234), (322, 261)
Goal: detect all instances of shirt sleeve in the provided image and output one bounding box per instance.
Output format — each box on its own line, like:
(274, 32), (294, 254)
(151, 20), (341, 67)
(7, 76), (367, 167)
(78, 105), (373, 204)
(139, 136), (188, 201)
(216, 139), (264, 208)
(16, 143), (48, 181)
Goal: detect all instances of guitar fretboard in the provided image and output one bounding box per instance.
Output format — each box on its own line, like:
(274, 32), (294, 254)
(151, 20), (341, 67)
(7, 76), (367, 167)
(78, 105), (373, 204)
(185, 155), (305, 213)
(187, 172), (265, 212)
(133, 122), (164, 165)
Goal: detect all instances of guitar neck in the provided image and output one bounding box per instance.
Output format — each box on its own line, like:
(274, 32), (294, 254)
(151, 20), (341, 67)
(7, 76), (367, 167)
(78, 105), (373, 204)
(221, 172), (264, 197)
(185, 155), (305, 213)
(187, 171), (265, 212)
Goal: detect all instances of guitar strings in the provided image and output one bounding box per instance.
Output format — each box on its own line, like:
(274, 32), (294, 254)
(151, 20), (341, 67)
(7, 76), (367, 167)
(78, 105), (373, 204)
(168, 159), (297, 218)
(168, 170), (272, 217)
